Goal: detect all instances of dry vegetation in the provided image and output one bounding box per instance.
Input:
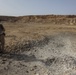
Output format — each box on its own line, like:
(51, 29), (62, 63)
(0, 15), (76, 75)
(1, 15), (76, 52)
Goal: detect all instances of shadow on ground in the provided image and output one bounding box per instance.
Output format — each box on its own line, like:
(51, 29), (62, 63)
(0, 53), (39, 62)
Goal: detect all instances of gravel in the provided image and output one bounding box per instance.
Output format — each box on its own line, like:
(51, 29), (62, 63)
(0, 32), (76, 75)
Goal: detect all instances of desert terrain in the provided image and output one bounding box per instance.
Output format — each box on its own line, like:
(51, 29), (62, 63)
(0, 15), (76, 75)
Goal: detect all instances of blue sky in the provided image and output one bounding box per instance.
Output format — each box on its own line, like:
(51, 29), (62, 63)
(0, 0), (76, 16)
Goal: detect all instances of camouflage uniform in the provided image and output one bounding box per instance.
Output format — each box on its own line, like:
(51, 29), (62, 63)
(0, 24), (5, 52)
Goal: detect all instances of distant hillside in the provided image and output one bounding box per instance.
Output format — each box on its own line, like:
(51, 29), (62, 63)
(0, 15), (76, 25)
(0, 16), (17, 22)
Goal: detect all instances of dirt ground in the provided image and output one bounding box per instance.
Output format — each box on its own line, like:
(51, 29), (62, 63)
(4, 22), (76, 47)
(0, 22), (76, 75)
